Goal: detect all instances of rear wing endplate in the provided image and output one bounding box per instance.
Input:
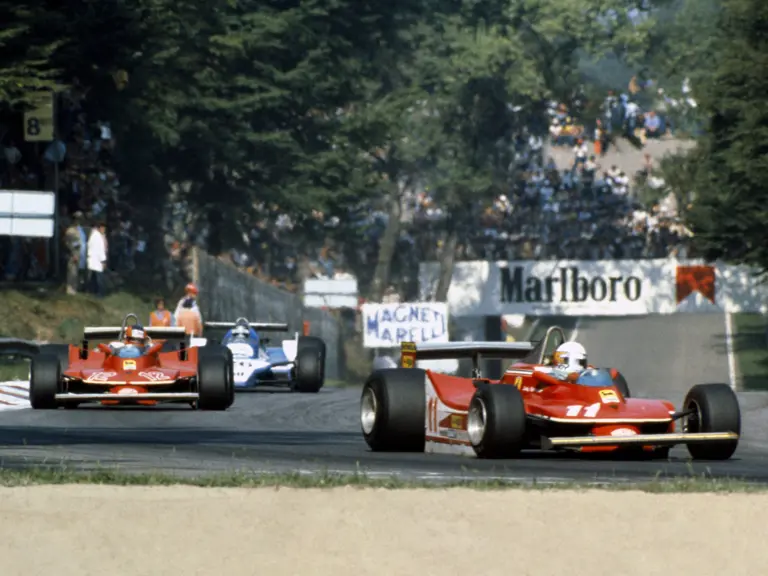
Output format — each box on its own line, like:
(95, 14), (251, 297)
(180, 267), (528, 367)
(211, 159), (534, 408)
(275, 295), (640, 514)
(83, 327), (188, 341)
(400, 340), (535, 377)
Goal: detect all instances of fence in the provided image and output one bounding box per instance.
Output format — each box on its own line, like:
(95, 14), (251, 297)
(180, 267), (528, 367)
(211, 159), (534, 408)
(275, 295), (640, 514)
(192, 248), (343, 380)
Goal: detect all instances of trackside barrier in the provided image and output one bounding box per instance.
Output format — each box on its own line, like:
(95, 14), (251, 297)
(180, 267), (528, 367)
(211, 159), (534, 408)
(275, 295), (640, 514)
(193, 248), (342, 379)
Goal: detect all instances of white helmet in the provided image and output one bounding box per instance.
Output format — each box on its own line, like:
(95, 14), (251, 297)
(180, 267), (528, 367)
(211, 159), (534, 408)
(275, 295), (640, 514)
(232, 325), (249, 340)
(553, 341), (587, 370)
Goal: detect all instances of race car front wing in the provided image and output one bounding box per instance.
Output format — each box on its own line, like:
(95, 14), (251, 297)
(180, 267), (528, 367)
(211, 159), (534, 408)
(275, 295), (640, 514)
(540, 432), (739, 450)
(55, 392), (199, 401)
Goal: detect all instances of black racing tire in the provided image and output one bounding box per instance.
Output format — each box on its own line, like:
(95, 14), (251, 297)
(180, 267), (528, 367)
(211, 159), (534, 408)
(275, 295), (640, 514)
(612, 369), (631, 398)
(29, 354), (61, 410)
(683, 383), (740, 460)
(361, 368), (425, 452)
(468, 384), (527, 458)
(197, 352), (231, 410)
(39, 344), (71, 373)
(200, 344), (234, 405)
(294, 336), (326, 393)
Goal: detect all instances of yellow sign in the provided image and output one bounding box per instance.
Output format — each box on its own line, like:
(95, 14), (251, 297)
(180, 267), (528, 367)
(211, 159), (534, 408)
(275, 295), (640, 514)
(123, 360), (137, 371)
(401, 342), (416, 368)
(450, 414), (464, 429)
(23, 92), (54, 142)
(599, 389), (620, 403)
(514, 376), (523, 390)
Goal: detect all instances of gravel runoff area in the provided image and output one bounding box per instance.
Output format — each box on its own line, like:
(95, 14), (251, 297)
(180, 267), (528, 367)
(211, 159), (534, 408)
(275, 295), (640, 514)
(0, 485), (765, 576)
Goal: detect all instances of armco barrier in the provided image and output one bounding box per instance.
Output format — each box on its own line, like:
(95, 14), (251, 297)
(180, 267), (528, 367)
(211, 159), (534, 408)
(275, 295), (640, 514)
(192, 248), (342, 380)
(419, 259), (768, 316)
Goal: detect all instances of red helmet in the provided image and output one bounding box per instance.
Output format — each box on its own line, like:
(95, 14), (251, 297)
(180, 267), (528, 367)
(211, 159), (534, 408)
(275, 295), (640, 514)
(185, 283), (198, 295)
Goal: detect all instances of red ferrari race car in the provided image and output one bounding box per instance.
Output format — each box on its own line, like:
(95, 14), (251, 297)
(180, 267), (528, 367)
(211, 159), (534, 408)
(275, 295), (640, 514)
(28, 314), (233, 410)
(360, 326), (741, 460)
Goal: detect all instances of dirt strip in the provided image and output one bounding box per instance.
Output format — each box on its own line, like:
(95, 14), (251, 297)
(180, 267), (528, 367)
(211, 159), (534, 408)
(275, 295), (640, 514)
(0, 485), (765, 576)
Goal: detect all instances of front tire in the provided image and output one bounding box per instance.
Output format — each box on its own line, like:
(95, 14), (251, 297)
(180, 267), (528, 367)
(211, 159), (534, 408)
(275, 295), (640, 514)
(29, 354), (61, 409)
(683, 383), (740, 460)
(361, 368), (425, 452)
(294, 336), (326, 393)
(468, 384), (527, 458)
(39, 344), (70, 373)
(197, 352), (231, 410)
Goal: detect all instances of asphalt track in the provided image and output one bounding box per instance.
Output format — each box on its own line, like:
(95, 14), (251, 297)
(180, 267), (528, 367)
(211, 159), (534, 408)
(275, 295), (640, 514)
(1, 315), (767, 484)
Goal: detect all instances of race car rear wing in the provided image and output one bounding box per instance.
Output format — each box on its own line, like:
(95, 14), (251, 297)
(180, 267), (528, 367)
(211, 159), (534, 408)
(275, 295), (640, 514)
(400, 341), (535, 377)
(204, 321), (289, 332)
(83, 327), (188, 341)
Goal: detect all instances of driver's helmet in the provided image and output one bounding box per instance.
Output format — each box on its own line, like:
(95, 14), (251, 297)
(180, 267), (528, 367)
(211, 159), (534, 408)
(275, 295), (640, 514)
(553, 341), (587, 371)
(231, 325), (250, 342)
(124, 325), (148, 347)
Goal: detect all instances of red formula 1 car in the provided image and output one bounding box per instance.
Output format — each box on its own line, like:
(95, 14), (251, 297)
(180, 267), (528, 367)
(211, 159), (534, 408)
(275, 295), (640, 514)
(29, 314), (233, 410)
(360, 326), (741, 460)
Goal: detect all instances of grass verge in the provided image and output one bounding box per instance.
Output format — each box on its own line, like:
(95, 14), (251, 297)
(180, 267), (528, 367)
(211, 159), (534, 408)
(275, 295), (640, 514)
(0, 358), (28, 381)
(732, 313), (768, 391)
(0, 466), (765, 493)
(0, 288), (154, 343)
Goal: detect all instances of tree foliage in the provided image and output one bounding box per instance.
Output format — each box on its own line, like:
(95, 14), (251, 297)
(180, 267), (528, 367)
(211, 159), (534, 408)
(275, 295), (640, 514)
(3, 0), (678, 294)
(674, 0), (768, 273)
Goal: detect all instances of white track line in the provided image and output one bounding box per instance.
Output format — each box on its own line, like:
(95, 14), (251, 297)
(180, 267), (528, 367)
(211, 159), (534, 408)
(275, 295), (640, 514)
(724, 311), (737, 390)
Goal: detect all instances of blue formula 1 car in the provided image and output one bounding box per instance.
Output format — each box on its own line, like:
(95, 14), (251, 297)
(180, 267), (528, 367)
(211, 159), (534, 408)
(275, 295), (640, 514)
(196, 318), (326, 393)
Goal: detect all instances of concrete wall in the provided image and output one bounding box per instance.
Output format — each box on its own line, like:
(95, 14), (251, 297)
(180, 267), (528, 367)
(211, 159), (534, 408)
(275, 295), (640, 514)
(192, 248), (343, 380)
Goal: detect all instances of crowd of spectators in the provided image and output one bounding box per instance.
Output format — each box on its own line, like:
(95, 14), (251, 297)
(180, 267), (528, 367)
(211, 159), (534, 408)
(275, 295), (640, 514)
(2, 73), (698, 299)
(1, 77), (147, 288)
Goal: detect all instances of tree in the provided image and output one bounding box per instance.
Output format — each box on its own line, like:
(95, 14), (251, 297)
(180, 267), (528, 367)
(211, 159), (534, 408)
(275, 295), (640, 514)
(682, 0), (768, 273)
(410, 0), (668, 301)
(0, 2), (66, 106)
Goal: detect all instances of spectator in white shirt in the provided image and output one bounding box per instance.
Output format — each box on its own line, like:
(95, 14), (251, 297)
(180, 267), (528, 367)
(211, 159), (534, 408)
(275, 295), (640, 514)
(624, 100), (640, 133)
(87, 219), (108, 297)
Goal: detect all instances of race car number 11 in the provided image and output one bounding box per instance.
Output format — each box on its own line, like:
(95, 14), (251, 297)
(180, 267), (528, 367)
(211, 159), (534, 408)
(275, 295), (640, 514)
(139, 371), (167, 381)
(566, 403), (600, 417)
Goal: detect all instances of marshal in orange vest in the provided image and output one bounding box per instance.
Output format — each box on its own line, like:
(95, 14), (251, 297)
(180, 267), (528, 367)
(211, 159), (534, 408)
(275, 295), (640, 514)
(149, 298), (173, 327)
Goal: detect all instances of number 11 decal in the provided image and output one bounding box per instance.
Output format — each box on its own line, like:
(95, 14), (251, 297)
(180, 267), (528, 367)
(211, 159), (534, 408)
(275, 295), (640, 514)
(565, 403), (601, 417)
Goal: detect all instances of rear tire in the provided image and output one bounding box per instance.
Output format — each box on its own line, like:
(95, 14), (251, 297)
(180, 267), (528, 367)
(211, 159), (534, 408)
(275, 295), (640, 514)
(197, 352), (231, 410)
(468, 384), (526, 458)
(29, 354), (61, 410)
(200, 344), (233, 405)
(683, 383), (740, 460)
(361, 368), (425, 452)
(294, 336), (325, 393)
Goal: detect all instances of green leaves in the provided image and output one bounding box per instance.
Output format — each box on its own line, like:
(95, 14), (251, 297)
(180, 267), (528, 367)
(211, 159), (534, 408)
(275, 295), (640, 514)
(669, 0), (768, 273)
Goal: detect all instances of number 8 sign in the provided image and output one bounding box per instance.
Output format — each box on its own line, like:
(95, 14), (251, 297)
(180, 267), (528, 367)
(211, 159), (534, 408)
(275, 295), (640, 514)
(23, 92), (54, 142)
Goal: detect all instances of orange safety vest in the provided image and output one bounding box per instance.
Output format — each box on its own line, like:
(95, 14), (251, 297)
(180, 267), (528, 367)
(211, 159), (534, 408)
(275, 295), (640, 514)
(149, 309), (172, 327)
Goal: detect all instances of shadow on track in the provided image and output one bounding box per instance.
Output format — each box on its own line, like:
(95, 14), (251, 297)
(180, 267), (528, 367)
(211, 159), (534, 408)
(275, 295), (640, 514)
(0, 424), (751, 466)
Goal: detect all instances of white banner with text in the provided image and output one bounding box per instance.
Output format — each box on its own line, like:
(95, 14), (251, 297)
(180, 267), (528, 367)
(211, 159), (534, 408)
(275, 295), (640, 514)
(419, 259), (768, 316)
(362, 302), (449, 348)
